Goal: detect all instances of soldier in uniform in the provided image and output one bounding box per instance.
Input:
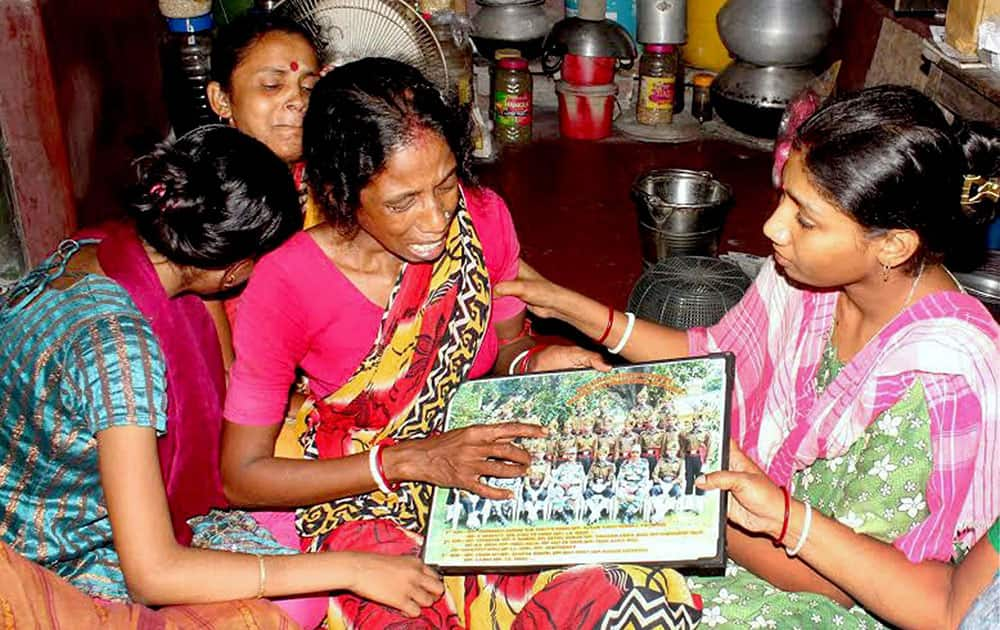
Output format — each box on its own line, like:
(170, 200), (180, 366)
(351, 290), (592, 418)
(548, 446), (586, 523)
(639, 416), (664, 472)
(482, 475), (522, 525)
(575, 417), (598, 474)
(522, 453), (551, 523)
(648, 455), (684, 521)
(615, 428), (640, 471)
(615, 444), (651, 523)
(583, 446), (616, 524)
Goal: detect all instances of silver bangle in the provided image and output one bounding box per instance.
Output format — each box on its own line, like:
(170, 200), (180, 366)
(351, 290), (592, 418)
(786, 500), (813, 557)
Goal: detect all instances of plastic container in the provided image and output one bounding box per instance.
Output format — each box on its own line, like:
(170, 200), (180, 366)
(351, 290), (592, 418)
(429, 12), (474, 105)
(160, 12), (217, 135)
(682, 0), (730, 73)
(562, 54), (617, 85)
(637, 43), (676, 125)
(494, 56), (533, 146)
(555, 81), (618, 140)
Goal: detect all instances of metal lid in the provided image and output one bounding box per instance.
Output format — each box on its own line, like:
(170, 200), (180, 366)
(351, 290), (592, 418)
(543, 17), (637, 60)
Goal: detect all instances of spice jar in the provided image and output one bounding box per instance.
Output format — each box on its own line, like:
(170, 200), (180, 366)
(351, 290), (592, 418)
(636, 43), (676, 126)
(493, 56), (532, 146)
(691, 72), (714, 123)
(489, 48), (521, 120)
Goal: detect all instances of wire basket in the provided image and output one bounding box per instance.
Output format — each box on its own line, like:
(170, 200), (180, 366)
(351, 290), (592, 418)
(627, 256), (751, 330)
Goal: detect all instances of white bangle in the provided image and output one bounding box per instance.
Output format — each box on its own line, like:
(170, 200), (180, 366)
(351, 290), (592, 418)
(608, 311), (636, 355)
(509, 349), (532, 375)
(786, 500), (813, 557)
(368, 444), (392, 494)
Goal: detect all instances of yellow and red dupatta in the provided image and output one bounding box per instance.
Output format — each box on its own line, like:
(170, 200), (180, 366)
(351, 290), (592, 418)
(288, 191), (491, 551)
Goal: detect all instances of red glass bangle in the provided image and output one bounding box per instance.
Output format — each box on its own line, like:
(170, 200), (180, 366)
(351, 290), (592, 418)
(375, 438), (400, 490)
(520, 344), (549, 374)
(775, 485), (791, 546)
(595, 305), (615, 345)
(499, 317), (532, 347)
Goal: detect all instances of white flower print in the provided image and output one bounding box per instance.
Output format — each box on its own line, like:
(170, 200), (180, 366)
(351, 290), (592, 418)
(858, 491), (870, 501)
(833, 614), (845, 626)
(837, 511), (865, 529)
(826, 455), (845, 471)
(884, 508), (897, 520)
(895, 437), (907, 447)
(713, 588), (739, 605)
(846, 459), (858, 474)
(869, 455), (898, 481)
(788, 592), (800, 602)
(761, 605), (771, 616)
(878, 412), (902, 436)
(901, 455), (915, 467)
(880, 484), (893, 497)
(701, 606), (728, 627)
(811, 614), (823, 624)
(904, 480), (918, 493)
(749, 615), (777, 629)
(899, 494), (927, 517)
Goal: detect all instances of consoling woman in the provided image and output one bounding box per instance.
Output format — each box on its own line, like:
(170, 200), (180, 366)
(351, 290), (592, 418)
(0, 126), (443, 627)
(207, 12), (325, 227)
(221, 58), (701, 628)
(497, 85), (1000, 628)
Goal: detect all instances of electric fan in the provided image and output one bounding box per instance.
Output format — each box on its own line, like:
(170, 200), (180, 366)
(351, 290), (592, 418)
(274, 0), (449, 91)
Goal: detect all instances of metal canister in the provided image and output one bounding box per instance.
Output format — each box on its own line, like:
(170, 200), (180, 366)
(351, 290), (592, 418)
(636, 0), (687, 44)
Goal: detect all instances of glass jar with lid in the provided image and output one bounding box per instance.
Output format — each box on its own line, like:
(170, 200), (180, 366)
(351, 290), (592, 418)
(493, 56), (532, 146)
(691, 72), (714, 123)
(636, 43), (677, 126)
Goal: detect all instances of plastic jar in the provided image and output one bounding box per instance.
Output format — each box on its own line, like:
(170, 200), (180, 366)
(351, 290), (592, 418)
(493, 56), (532, 146)
(429, 13), (473, 105)
(691, 72), (714, 123)
(636, 43), (676, 126)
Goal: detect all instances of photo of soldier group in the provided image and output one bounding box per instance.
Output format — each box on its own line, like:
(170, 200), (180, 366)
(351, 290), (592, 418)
(437, 359), (727, 532)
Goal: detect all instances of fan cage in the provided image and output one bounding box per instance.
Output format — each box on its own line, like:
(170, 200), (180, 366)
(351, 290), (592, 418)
(276, 0), (449, 92)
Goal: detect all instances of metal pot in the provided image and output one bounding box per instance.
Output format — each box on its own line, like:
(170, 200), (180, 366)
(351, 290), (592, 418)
(717, 0), (834, 67)
(711, 61), (817, 138)
(472, 0), (551, 60)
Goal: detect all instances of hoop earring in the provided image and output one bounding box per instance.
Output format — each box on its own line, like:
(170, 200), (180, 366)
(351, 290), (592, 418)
(881, 263), (891, 283)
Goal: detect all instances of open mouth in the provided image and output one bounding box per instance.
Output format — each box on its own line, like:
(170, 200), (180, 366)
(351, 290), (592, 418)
(410, 239), (445, 257)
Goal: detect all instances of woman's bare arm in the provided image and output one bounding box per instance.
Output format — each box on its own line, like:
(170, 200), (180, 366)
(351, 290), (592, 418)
(99, 425), (442, 613)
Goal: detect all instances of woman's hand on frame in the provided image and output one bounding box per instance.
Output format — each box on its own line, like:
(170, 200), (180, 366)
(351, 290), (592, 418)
(385, 422), (546, 500)
(696, 440), (786, 539)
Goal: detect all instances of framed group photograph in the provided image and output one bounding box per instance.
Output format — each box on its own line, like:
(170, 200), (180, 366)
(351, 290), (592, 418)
(422, 352), (734, 573)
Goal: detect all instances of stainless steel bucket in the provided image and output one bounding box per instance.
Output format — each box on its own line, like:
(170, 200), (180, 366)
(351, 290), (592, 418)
(632, 169), (732, 265)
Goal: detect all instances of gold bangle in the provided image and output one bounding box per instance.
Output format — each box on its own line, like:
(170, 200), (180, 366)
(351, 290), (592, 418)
(254, 554), (266, 599)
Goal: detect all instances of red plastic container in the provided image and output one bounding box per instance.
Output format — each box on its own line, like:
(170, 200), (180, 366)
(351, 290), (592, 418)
(561, 54), (617, 85)
(555, 81), (618, 140)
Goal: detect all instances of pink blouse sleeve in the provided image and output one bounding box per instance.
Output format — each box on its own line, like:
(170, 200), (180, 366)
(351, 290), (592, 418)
(224, 255), (310, 425)
(468, 186), (524, 322)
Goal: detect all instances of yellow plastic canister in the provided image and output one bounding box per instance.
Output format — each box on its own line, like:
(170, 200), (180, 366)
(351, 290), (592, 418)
(682, 0), (732, 73)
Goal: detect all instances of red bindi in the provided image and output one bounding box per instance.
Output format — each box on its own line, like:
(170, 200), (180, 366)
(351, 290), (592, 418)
(290, 60), (299, 71)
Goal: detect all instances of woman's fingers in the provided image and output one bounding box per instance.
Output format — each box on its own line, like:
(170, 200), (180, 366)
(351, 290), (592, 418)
(475, 458), (529, 480)
(469, 478), (516, 501)
(483, 441), (532, 466)
(696, 470), (743, 491)
(485, 422), (547, 441)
